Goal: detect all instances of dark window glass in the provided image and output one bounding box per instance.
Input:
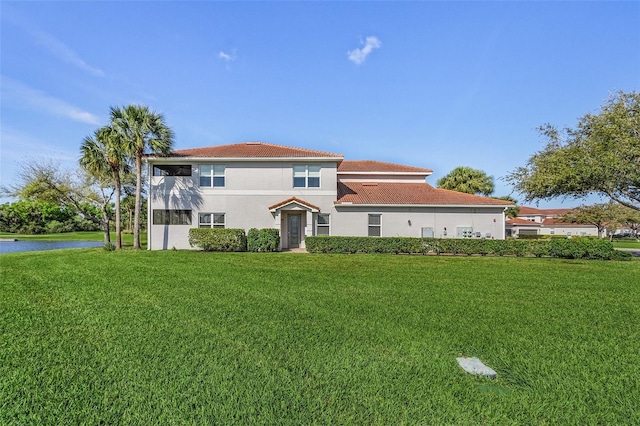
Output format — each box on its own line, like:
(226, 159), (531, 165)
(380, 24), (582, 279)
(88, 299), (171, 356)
(153, 209), (192, 225)
(153, 165), (192, 176)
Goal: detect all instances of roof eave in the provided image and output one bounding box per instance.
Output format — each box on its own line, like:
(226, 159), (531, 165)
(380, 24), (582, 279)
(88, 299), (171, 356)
(337, 171), (433, 176)
(146, 156), (344, 162)
(335, 202), (511, 208)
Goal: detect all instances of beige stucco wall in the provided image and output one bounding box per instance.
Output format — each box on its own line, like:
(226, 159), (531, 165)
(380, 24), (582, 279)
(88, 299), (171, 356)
(147, 160), (338, 250)
(147, 160), (509, 250)
(331, 206), (506, 239)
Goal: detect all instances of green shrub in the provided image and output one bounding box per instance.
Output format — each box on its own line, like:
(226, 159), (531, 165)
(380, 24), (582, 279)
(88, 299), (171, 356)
(188, 228), (247, 252)
(247, 228), (260, 252)
(247, 228), (280, 252)
(306, 236), (627, 260)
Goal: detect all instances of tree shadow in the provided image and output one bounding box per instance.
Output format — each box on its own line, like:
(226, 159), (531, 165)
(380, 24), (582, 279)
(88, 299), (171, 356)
(151, 177), (204, 249)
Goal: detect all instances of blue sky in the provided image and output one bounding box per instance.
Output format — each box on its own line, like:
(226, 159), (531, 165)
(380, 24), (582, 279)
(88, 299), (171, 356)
(1, 1), (639, 207)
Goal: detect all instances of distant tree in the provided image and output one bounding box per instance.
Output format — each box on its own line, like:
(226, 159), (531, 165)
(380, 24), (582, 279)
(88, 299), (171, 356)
(608, 203), (640, 237)
(494, 195), (520, 218)
(437, 166), (495, 196)
(111, 105), (174, 249)
(80, 125), (129, 249)
(506, 91), (640, 211)
(0, 200), (81, 234)
(559, 203), (616, 238)
(3, 160), (115, 243)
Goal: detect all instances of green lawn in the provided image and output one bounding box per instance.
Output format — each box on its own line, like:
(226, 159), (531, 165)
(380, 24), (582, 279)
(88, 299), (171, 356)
(611, 239), (640, 249)
(1, 250), (638, 424)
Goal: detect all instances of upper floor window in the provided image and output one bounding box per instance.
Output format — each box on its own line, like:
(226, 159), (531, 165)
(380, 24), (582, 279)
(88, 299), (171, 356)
(293, 165), (320, 188)
(368, 214), (381, 237)
(153, 165), (192, 177)
(152, 209), (192, 225)
(199, 165), (225, 187)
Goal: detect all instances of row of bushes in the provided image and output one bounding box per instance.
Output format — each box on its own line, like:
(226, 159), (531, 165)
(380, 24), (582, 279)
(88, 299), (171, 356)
(305, 236), (631, 260)
(188, 228), (280, 252)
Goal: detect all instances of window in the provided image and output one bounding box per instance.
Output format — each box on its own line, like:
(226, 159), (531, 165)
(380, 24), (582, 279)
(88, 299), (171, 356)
(152, 210), (192, 225)
(199, 165), (225, 187)
(153, 165), (192, 176)
(293, 165), (320, 188)
(368, 214), (381, 237)
(198, 213), (225, 228)
(317, 214), (330, 235)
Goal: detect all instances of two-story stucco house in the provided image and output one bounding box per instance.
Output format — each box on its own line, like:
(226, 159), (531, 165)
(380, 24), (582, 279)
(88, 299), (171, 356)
(146, 142), (512, 250)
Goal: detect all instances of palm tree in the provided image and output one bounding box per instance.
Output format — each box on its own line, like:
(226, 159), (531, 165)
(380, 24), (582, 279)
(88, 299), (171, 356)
(111, 105), (174, 249)
(436, 166), (495, 196)
(80, 125), (129, 248)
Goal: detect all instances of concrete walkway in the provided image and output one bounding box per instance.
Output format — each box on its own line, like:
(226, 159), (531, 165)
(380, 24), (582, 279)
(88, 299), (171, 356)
(282, 248), (308, 253)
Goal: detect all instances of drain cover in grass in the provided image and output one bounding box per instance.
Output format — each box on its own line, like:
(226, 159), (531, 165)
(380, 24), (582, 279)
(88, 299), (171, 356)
(456, 357), (497, 378)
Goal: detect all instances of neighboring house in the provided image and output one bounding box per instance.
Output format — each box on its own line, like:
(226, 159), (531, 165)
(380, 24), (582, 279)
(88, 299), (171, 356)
(146, 142), (512, 250)
(505, 206), (599, 238)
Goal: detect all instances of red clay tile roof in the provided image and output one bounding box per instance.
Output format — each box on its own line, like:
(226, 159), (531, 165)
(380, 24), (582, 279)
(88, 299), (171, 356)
(541, 218), (594, 227)
(338, 160), (432, 174)
(519, 206), (572, 216)
(268, 197), (320, 211)
(506, 218), (541, 226)
(162, 142), (343, 159)
(506, 217), (596, 228)
(336, 182), (514, 206)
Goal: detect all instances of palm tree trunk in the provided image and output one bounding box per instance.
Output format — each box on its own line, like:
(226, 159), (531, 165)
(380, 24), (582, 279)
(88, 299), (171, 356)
(133, 154), (142, 249)
(114, 171), (122, 249)
(101, 205), (111, 245)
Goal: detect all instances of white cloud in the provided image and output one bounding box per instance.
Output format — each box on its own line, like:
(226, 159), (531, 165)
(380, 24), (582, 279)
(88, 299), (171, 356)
(33, 30), (105, 77)
(1, 77), (101, 125)
(3, 7), (105, 77)
(347, 36), (381, 65)
(218, 50), (237, 62)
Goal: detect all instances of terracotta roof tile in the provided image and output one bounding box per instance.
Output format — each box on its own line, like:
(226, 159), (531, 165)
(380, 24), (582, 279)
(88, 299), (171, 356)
(519, 206), (572, 216)
(541, 218), (594, 227)
(336, 182), (514, 206)
(164, 142), (342, 159)
(506, 218), (541, 226)
(338, 160), (432, 174)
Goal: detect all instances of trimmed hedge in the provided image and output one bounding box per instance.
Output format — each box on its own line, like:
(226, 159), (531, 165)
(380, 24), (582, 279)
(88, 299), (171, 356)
(247, 228), (280, 252)
(188, 228), (247, 252)
(305, 236), (631, 260)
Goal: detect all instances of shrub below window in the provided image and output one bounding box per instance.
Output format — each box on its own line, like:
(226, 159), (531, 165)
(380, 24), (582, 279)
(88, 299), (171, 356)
(247, 228), (280, 252)
(188, 228), (247, 252)
(304, 236), (629, 260)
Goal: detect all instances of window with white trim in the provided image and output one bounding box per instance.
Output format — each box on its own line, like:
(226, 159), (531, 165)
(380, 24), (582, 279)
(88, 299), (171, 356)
(199, 165), (225, 187)
(368, 214), (381, 237)
(198, 213), (225, 228)
(293, 165), (320, 188)
(153, 209), (192, 225)
(317, 214), (330, 235)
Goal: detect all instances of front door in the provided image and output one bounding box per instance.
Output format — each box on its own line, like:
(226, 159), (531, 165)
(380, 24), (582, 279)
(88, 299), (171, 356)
(288, 214), (301, 248)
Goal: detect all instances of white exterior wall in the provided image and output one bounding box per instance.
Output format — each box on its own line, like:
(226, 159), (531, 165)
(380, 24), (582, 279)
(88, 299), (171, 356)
(148, 160), (338, 250)
(539, 226), (599, 237)
(331, 206), (506, 239)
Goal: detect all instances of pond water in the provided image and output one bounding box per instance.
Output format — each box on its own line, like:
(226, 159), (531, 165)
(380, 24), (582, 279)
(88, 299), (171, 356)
(0, 240), (103, 254)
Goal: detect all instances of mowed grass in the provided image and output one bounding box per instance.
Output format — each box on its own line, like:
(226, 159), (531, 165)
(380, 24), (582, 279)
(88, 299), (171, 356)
(612, 239), (640, 249)
(1, 250), (638, 424)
